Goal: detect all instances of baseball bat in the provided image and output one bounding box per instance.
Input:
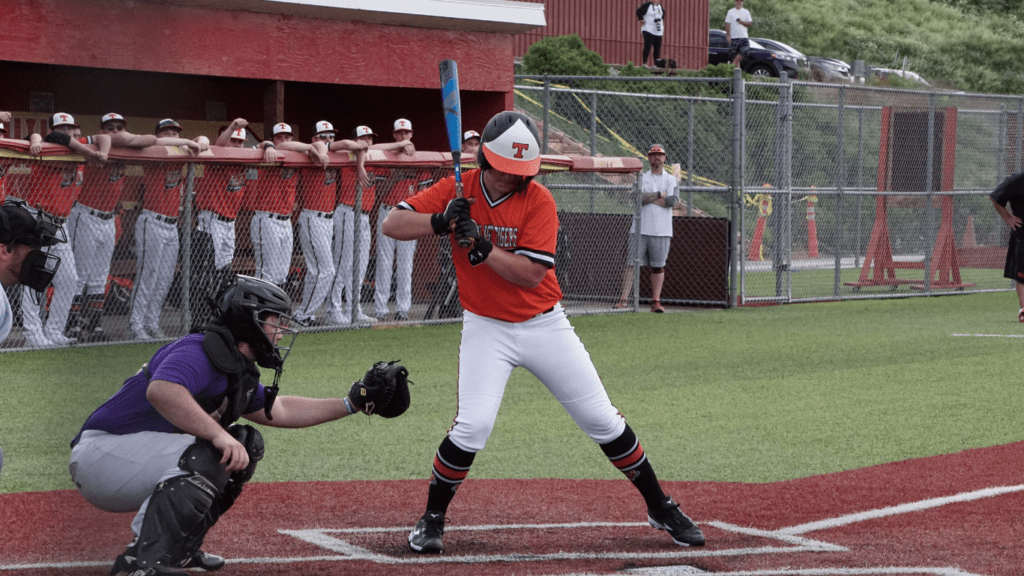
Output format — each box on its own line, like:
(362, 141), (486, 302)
(439, 59), (474, 249)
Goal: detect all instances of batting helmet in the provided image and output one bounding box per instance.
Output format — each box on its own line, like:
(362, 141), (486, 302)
(477, 111), (541, 178)
(210, 275), (297, 370)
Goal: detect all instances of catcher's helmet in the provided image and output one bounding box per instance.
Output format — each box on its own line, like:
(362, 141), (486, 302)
(211, 275), (297, 370)
(477, 111), (541, 178)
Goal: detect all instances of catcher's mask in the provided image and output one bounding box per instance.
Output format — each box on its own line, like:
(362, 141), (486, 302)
(476, 111), (541, 193)
(211, 275), (298, 371)
(0, 200), (66, 292)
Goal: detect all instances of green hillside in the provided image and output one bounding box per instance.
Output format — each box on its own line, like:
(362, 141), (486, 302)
(709, 0), (1024, 93)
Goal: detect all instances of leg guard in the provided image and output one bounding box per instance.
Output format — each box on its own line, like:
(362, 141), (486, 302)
(134, 438), (233, 571)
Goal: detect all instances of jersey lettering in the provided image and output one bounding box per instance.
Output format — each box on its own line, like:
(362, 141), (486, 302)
(482, 224), (518, 249)
(281, 168), (296, 180)
(323, 168), (338, 187)
(109, 164), (126, 183)
(227, 173), (245, 193)
(164, 169), (182, 190)
(61, 166), (77, 188)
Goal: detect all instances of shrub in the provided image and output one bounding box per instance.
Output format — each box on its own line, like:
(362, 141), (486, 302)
(522, 35), (609, 77)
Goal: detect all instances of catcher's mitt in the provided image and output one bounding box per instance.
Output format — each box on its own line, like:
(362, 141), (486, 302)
(348, 360), (411, 418)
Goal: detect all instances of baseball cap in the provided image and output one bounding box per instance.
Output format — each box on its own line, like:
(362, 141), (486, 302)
(50, 113), (79, 129)
(463, 130), (481, 142)
(101, 113), (125, 127)
(647, 144), (667, 156)
(230, 128), (247, 141)
(272, 123), (293, 136)
(155, 118), (182, 133)
(314, 121), (337, 134)
(393, 118), (413, 132)
(352, 125), (377, 139)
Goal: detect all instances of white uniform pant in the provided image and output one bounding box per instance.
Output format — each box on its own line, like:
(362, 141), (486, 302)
(70, 430), (194, 536)
(67, 203), (116, 296)
(449, 305), (626, 453)
(197, 210), (236, 271)
(130, 211), (179, 332)
(374, 205), (416, 317)
(250, 211), (293, 287)
(330, 204), (371, 321)
(295, 209), (335, 320)
(21, 222), (77, 339)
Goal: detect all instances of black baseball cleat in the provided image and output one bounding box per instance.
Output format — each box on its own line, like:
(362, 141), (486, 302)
(408, 510), (446, 553)
(647, 496), (706, 547)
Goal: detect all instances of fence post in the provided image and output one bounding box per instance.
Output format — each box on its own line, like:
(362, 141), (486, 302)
(687, 98), (694, 217)
(589, 92), (597, 156)
(923, 93), (937, 295)
(772, 73), (792, 299)
(181, 162), (196, 331)
(856, 105), (865, 269)
(542, 76), (550, 154)
(352, 180), (365, 315)
(833, 84), (846, 296)
(1017, 97), (1023, 175)
(630, 173), (642, 309)
(729, 67), (744, 308)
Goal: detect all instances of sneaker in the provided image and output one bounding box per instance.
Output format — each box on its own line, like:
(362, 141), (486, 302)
(408, 510), (446, 553)
(1018, 308), (1023, 323)
(177, 550), (225, 571)
(651, 300), (666, 313)
(127, 326), (151, 341)
(394, 311), (410, 321)
(43, 329), (76, 346)
(147, 325), (167, 339)
(355, 313), (377, 324)
(375, 313), (388, 322)
(22, 330), (53, 348)
(328, 313), (352, 326)
(647, 496), (705, 547)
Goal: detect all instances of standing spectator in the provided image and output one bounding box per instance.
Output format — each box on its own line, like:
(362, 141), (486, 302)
(990, 170), (1024, 322)
(462, 130), (481, 158)
(329, 125), (390, 325)
(725, 0), (753, 68)
(20, 113), (110, 347)
(129, 118), (209, 341)
(293, 120), (368, 326)
(636, 0), (665, 67)
(375, 118), (431, 321)
(615, 144), (678, 313)
(246, 122), (327, 294)
(381, 111), (705, 554)
(68, 275), (378, 574)
(65, 113), (134, 342)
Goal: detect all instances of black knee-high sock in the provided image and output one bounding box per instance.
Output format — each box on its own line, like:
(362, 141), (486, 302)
(425, 436), (476, 515)
(600, 424), (666, 509)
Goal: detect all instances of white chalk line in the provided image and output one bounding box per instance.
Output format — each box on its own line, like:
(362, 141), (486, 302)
(952, 333), (1024, 338)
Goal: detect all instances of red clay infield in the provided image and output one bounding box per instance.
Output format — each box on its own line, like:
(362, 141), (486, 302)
(3, 441), (1023, 575)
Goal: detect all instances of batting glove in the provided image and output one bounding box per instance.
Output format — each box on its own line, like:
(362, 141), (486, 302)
(430, 197), (472, 235)
(455, 218), (492, 266)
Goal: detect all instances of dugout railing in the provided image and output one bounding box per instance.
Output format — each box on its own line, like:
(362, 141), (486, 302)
(0, 140), (688, 350)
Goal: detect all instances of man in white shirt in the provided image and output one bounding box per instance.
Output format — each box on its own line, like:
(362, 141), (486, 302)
(725, 0), (753, 68)
(635, 0), (665, 67)
(616, 144), (678, 313)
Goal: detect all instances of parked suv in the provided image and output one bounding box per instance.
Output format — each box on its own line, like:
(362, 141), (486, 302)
(709, 29), (801, 79)
(752, 37), (851, 83)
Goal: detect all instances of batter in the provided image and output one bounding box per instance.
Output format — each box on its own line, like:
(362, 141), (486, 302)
(382, 111), (705, 554)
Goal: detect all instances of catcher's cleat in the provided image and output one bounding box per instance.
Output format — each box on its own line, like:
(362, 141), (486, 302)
(408, 511), (446, 553)
(647, 496), (705, 547)
(613, 300), (628, 309)
(1018, 308), (1023, 323)
(177, 550), (225, 571)
(651, 300), (665, 313)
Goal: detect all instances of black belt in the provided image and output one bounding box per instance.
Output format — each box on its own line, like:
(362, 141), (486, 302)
(341, 204), (371, 215)
(82, 205), (115, 220)
(309, 210), (333, 219)
(214, 213), (234, 223)
(153, 213), (178, 225)
(534, 306), (555, 318)
(262, 212), (290, 221)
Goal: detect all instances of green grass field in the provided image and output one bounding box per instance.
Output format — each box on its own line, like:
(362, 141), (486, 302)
(3, 292), (1022, 494)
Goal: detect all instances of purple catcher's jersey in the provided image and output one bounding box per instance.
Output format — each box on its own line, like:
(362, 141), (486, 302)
(72, 334), (266, 446)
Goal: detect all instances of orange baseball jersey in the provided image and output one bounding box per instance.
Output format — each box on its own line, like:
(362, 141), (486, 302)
(379, 168), (433, 207)
(299, 167), (338, 212)
(337, 166), (378, 212)
(21, 160), (80, 218)
(244, 167), (298, 216)
(403, 170), (562, 322)
(142, 164), (186, 217)
(78, 163), (126, 213)
(196, 165), (248, 219)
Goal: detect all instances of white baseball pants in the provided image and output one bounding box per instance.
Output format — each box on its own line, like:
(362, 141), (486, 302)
(374, 205), (416, 318)
(68, 203), (116, 297)
(250, 211), (294, 287)
(294, 209), (335, 320)
(330, 204), (372, 322)
(197, 210), (236, 271)
(130, 210), (179, 333)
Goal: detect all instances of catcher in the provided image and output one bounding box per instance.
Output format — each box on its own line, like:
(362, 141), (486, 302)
(69, 275), (409, 576)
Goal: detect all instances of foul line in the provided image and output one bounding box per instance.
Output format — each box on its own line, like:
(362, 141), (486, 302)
(777, 484), (1024, 535)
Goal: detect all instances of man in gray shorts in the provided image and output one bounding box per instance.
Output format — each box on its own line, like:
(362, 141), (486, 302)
(616, 144), (678, 313)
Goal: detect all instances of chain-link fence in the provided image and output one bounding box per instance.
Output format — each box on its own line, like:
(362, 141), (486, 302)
(0, 143), (649, 350)
(516, 72), (1024, 307)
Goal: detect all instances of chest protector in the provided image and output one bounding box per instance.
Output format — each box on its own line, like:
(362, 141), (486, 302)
(198, 325), (262, 427)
